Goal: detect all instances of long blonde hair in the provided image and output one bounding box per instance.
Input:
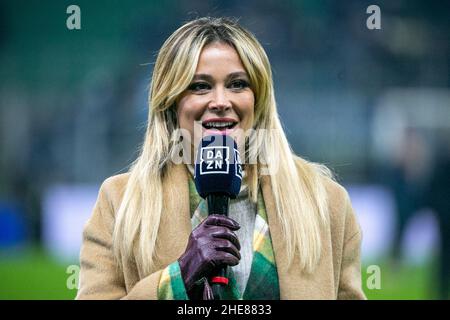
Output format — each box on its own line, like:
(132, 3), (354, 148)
(112, 17), (332, 275)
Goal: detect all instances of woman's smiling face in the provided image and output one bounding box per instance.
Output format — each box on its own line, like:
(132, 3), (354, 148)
(176, 42), (255, 153)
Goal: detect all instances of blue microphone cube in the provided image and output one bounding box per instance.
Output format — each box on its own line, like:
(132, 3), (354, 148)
(194, 135), (242, 199)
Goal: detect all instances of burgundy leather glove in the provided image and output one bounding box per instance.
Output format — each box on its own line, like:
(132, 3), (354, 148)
(178, 214), (241, 299)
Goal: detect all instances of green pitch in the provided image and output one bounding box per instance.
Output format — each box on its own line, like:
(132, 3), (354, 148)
(0, 247), (440, 300)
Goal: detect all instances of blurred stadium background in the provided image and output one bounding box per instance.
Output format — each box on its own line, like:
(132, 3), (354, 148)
(0, 0), (449, 299)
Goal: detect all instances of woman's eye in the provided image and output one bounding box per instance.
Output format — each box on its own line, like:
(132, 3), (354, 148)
(188, 82), (210, 92)
(229, 79), (249, 90)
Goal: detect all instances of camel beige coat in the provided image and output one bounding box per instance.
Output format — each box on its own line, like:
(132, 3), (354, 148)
(76, 162), (366, 300)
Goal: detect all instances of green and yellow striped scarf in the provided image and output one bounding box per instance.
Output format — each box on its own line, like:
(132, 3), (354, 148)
(158, 178), (280, 300)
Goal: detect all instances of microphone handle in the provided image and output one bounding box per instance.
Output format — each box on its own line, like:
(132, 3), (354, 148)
(206, 194), (230, 300)
(207, 194), (229, 216)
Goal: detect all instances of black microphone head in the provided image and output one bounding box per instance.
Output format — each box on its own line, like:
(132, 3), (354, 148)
(194, 134), (243, 199)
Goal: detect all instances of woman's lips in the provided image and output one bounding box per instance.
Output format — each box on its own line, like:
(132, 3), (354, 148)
(202, 126), (239, 136)
(201, 117), (239, 136)
(202, 117), (238, 125)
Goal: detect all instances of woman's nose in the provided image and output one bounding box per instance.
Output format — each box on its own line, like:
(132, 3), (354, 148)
(208, 87), (232, 112)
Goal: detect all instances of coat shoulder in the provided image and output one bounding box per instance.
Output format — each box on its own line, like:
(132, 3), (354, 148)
(293, 158), (357, 239)
(98, 172), (131, 214)
(293, 158), (349, 213)
(320, 173), (351, 217)
(316, 168), (361, 245)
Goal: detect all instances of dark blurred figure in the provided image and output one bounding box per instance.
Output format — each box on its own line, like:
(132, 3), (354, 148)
(387, 128), (431, 266)
(426, 133), (450, 300)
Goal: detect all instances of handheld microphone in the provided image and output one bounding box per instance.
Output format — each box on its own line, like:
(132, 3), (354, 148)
(194, 134), (243, 300)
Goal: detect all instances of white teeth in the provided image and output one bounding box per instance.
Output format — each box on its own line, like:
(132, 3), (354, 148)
(203, 121), (235, 129)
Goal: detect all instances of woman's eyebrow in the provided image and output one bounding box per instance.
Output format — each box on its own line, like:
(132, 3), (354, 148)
(191, 71), (249, 82)
(192, 74), (214, 82)
(227, 71), (249, 80)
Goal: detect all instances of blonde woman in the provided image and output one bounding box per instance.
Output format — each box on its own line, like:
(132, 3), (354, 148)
(76, 17), (366, 300)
